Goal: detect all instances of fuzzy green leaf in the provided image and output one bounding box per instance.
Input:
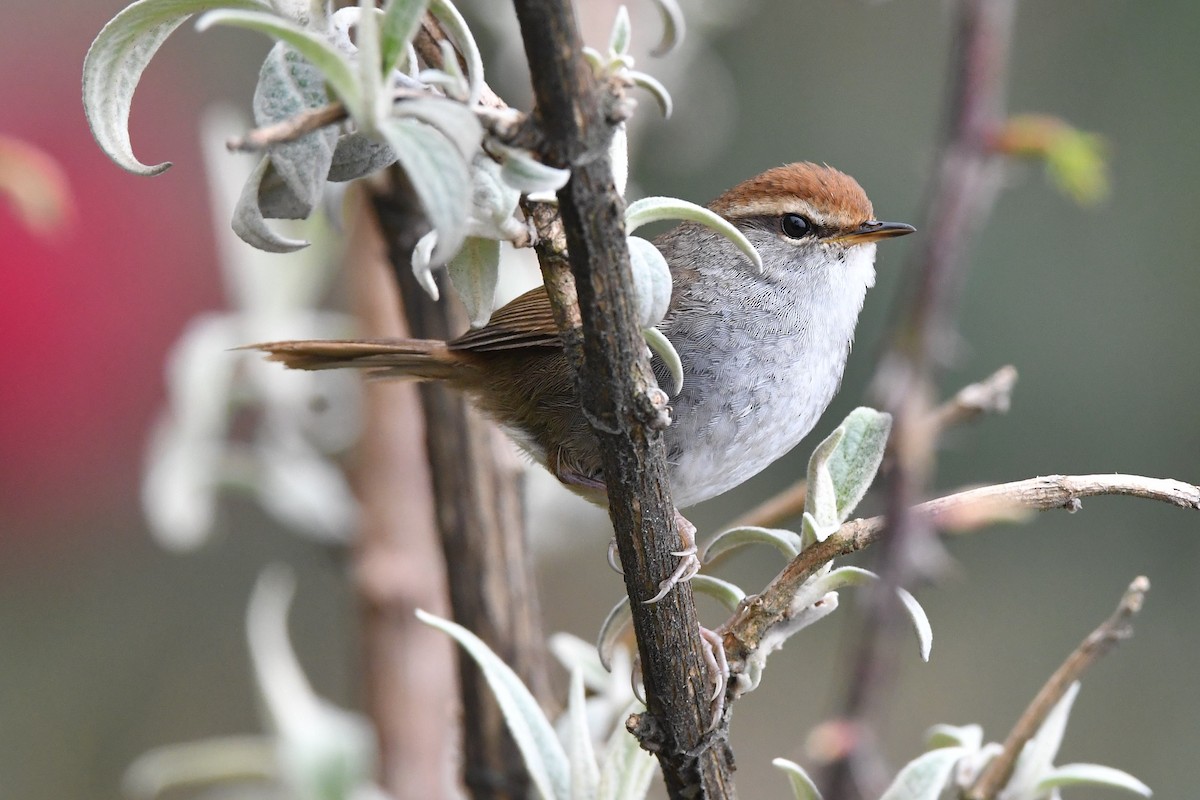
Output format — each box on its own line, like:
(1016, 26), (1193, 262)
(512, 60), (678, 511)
(232, 156), (311, 252)
(1037, 763), (1151, 797)
(380, 0), (428, 76)
(83, 0), (270, 176)
(643, 326), (683, 396)
(647, 0), (684, 57)
(689, 575), (746, 612)
(429, 0), (482, 104)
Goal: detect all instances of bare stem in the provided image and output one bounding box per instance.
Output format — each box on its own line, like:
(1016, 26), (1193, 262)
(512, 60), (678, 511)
(964, 576), (1151, 800)
(722, 475), (1195, 669)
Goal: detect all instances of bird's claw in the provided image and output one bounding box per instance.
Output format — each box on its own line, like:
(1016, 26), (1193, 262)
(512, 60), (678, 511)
(643, 510), (701, 604)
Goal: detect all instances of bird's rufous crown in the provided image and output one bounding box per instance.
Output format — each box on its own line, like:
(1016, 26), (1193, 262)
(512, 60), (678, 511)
(709, 162), (874, 230)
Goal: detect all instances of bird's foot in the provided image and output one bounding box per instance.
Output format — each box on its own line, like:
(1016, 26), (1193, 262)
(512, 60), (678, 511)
(698, 624), (730, 729)
(643, 510), (701, 604)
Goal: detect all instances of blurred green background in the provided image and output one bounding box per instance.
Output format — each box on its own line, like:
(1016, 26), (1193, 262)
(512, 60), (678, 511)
(1, 0), (1196, 798)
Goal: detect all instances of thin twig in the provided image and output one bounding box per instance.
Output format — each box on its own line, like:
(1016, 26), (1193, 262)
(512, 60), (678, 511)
(724, 365), (1018, 532)
(226, 102), (348, 152)
(721, 475), (1195, 670)
(964, 576), (1151, 800)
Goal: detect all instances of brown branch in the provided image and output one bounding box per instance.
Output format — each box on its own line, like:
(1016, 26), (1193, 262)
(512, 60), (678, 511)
(721, 474), (1196, 670)
(511, 1), (737, 797)
(346, 191), (457, 800)
(964, 576), (1151, 800)
(725, 365), (1019, 532)
(226, 102), (348, 152)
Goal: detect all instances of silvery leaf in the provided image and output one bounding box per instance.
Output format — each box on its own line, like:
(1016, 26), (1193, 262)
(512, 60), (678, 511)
(597, 596), (632, 673)
(1005, 682), (1080, 798)
(804, 426), (844, 533)
(396, 97), (483, 159)
(647, 0), (684, 57)
(643, 327), (682, 396)
(878, 747), (967, 800)
(824, 407), (892, 521)
(418, 610), (570, 800)
(411, 230), (439, 300)
(610, 123), (628, 198)
(233, 156), (310, 252)
(253, 43), (337, 209)
(429, 0), (483, 104)
(627, 70), (672, 118)
(626, 235), (671, 328)
(549, 633), (611, 695)
(565, 668), (600, 800)
(925, 723), (983, 753)
(83, 0), (271, 176)
(772, 758), (823, 800)
(121, 735), (278, 799)
(448, 236), (500, 328)
(268, 0), (328, 28)
(1036, 764), (1151, 797)
(196, 8), (364, 121)
(690, 575), (745, 612)
(809, 567), (932, 661)
(624, 196), (761, 273)
(495, 144), (571, 194)
(377, 117), (472, 265)
(607, 5), (631, 56)
(255, 443), (357, 543)
(597, 702), (658, 800)
(380, 0), (428, 76)
(702, 526), (803, 563)
(328, 132), (396, 181)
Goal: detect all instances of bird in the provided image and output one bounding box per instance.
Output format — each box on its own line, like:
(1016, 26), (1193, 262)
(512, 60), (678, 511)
(254, 162), (913, 597)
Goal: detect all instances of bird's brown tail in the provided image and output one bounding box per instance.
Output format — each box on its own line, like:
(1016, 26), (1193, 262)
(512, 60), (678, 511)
(249, 339), (469, 382)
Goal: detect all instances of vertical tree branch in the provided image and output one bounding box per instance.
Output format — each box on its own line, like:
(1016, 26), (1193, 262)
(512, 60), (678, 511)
(370, 173), (551, 799)
(347, 190), (457, 800)
(512, 1), (737, 796)
(824, 2), (1018, 798)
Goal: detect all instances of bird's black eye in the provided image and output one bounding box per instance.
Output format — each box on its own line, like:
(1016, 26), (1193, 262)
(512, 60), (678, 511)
(780, 213), (812, 239)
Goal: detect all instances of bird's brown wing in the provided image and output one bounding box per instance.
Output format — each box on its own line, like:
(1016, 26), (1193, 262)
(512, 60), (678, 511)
(449, 284), (563, 352)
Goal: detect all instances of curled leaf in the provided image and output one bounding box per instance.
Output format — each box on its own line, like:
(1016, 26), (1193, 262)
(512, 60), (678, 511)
(643, 326), (683, 397)
(380, 0), (429, 76)
(690, 575), (746, 612)
(232, 156), (310, 252)
(627, 69), (672, 118)
(429, 0), (483, 104)
(565, 668), (601, 800)
(597, 595), (632, 673)
(625, 196), (761, 273)
(1037, 764), (1151, 797)
(626, 235), (672, 328)
(702, 526), (803, 563)
(607, 5), (631, 56)
(83, 0), (270, 176)
(647, 0), (684, 57)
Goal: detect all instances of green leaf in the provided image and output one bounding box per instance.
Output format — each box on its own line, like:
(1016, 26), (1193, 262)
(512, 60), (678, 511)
(643, 327), (683, 397)
(232, 156), (311, 252)
(809, 567), (932, 661)
(83, 0), (270, 176)
(702, 526), (803, 563)
(689, 575), (745, 612)
(353, 0), (386, 132)
(328, 132), (396, 181)
(196, 8), (364, 121)
(377, 117), (472, 265)
(448, 236), (500, 328)
(1037, 764), (1151, 797)
(878, 747), (966, 800)
(772, 758), (824, 800)
(803, 426), (844, 536)
(625, 196), (762, 273)
(548, 633), (611, 695)
(565, 668), (600, 800)
(418, 609), (570, 800)
(380, 0), (428, 76)
(397, 98), (483, 159)
(1006, 682), (1080, 797)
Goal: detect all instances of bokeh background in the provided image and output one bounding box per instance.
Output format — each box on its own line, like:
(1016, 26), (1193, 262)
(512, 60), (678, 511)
(2, 0), (1197, 798)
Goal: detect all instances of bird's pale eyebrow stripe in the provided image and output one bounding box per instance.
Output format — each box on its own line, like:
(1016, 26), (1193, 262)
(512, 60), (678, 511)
(720, 198), (822, 220)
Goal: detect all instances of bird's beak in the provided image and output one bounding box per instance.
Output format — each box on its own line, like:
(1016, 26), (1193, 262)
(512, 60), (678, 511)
(826, 220), (916, 245)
